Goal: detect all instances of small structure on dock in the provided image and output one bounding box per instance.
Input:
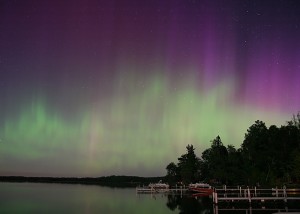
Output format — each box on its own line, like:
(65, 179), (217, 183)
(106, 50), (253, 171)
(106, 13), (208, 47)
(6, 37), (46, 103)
(136, 182), (190, 194)
(136, 180), (170, 193)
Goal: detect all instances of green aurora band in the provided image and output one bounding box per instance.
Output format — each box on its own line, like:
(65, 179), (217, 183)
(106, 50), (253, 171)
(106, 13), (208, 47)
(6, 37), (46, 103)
(0, 73), (290, 177)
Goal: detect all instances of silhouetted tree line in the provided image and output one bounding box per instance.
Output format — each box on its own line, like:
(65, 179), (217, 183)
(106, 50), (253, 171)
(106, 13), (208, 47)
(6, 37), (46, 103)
(0, 175), (164, 187)
(166, 113), (300, 186)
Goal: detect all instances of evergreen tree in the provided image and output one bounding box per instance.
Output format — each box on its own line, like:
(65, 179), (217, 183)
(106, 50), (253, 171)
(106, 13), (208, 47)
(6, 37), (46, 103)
(241, 120), (269, 185)
(166, 162), (179, 184)
(201, 136), (228, 184)
(177, 145), (200, 184)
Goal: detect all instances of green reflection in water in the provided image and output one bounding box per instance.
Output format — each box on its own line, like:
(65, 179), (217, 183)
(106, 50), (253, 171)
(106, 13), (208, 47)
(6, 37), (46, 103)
(0, 182), (176, 214)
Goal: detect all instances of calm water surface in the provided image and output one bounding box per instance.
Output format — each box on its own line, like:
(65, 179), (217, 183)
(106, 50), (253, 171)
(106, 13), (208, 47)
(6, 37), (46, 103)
(1, 182), (300, 214)
(0, 182), (212, 214)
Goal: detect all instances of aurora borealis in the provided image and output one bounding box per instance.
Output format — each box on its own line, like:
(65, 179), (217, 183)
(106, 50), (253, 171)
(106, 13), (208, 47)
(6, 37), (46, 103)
(0, 0), (299, 177)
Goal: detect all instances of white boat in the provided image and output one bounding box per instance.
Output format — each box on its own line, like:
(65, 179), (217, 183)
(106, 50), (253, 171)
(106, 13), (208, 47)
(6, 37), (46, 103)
(148, 180), (169, 190)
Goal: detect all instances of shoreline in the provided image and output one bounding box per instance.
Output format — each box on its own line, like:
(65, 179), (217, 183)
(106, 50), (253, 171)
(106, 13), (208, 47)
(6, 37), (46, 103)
(0, 175), (165, 187)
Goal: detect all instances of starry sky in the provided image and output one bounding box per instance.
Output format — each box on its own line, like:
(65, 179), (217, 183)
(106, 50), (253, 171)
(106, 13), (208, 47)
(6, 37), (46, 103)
(0, 0), (299, 177)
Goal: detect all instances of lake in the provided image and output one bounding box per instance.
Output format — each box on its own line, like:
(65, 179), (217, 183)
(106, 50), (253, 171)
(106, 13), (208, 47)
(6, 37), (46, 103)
(0, 182), (299, 214)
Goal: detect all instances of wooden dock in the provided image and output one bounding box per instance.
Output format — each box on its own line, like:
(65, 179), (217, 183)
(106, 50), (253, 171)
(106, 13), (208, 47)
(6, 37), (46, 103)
(214, 206), (300, 214)
(136, 186), (188, 194)
(136, 184), (300, 205)
(212, 185), (300, 204)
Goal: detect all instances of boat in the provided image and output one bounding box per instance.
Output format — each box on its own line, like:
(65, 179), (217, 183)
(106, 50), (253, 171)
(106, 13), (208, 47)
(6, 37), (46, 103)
(136, 180), (170, 193)
(188, 183), (213, 195)
(148, 180), (169, 191)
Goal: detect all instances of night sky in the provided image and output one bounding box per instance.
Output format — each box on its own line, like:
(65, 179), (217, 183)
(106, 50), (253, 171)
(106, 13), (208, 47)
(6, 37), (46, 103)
(0, 0), (299, 177)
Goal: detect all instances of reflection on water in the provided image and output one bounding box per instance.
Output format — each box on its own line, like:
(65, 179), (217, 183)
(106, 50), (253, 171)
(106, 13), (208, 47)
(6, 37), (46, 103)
(166, 194), (213, 213)
(0, 182), (299, 214)
(164, 194), (300, 214)
(0, 182), (172, 214)
(213, 199), (300, 214)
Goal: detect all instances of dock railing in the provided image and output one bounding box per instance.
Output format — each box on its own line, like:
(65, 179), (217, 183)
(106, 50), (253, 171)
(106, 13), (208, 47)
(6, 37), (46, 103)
(212, 185), (300, 204)
(136, 185), (188, 194)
